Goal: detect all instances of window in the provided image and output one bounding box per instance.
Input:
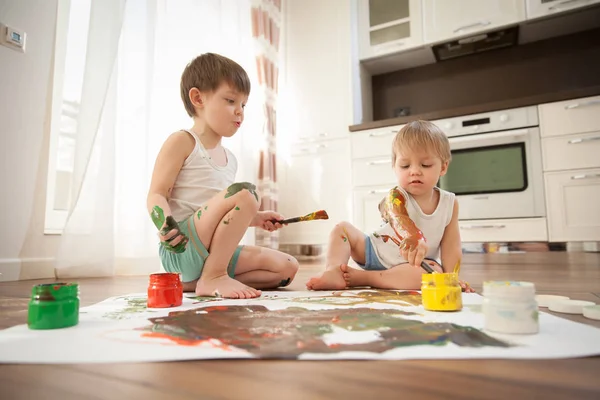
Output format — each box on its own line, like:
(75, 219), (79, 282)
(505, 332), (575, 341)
(45, 0), (91, 233)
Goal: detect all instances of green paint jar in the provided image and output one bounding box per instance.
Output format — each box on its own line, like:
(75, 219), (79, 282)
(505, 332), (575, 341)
(28, 283), (80, 330)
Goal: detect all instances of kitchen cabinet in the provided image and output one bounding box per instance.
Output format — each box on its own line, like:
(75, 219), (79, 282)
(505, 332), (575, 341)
(422, 0), (526, 43)
(282, 0), (353, 142)
(357, 0), (424, 60)
(539, 95), (600, 242)
(525, 0), (600, 20)
(352, 186), (389, 233)
(278, 139), (353, 245)
(544, 169), (600, 241)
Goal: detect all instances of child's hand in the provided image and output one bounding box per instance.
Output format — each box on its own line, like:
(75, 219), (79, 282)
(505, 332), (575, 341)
(158, 216), (188, 253)
(252, 211), (285, 232)
(400, 238), (428, 269)
(459, 280), (475, 293)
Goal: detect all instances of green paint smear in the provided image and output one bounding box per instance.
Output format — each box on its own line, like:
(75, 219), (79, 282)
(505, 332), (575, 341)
(151, 206), (165, 230)
(142, 304), (511, 358)
(104, 297), (155, 320)
(197, 210), (202, 219)
(225, 182), (259, 202)
(235, 206), (240, 211)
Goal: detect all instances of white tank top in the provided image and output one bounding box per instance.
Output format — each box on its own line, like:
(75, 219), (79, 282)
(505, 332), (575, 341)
(168, 129), (237, 222)
(369, 186), (455, 268)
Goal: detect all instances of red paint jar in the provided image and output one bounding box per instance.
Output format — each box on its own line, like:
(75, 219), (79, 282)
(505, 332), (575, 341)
(147, 273), (183, 308)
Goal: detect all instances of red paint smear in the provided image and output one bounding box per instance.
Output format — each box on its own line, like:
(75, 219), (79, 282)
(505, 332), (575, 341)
(141, 332), (234, 352)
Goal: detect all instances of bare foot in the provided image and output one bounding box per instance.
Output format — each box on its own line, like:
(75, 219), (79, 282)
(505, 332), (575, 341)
(196, 274), (261, 299)
(306, 265), (347, 290)
(340, 264), (371, 288)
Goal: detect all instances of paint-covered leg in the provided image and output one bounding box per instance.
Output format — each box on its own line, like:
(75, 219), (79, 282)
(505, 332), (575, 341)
(306, 264), (348, 290)
(306, 221), (365, 291)
(224, 182), (259, 202)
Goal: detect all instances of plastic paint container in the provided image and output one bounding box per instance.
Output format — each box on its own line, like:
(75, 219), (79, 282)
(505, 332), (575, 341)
(482, 281), (538, 334)
(147, 272), (183, 308)
(421, 272), (463, 311)
(28, 283), (80, 330)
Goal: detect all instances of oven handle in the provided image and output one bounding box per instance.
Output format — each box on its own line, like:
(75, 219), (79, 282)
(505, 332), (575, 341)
(564, 99), (600, 109)
(461, 224), (506, 230)
(550, 0), (591, 12)
(448, 128), (531, 145)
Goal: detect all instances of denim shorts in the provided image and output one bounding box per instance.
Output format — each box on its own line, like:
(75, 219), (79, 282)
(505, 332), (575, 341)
(356, 235), (440, 271)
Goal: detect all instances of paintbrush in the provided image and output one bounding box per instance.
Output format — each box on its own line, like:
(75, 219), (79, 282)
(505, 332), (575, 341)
(420, 261), (435, 274)
(273, 210), (329, 225)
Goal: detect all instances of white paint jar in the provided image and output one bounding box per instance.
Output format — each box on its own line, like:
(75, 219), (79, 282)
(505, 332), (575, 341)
(482, 281), (539, 335)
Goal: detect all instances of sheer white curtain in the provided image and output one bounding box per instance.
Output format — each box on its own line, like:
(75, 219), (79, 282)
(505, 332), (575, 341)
(56, 0), (264, 278)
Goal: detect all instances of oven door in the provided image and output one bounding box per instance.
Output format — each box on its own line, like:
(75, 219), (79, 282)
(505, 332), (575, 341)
(439, 127), (546, 220)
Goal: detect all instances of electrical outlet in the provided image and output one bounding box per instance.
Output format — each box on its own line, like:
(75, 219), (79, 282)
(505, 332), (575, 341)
(0, 22), (26, 53)
(394, 107), (411, 117)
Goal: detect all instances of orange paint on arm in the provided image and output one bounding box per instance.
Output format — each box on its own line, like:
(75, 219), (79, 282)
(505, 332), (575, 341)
(382, 188), (425, 251)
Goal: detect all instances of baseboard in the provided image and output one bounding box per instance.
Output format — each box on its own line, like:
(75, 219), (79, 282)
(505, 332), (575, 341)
(0, 257), (56, 282)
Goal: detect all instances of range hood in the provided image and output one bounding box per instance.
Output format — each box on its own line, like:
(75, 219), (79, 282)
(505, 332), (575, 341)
(431, 26), (519, 62)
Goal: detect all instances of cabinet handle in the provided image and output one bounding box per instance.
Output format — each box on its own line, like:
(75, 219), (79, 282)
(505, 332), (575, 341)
(318, 133), (328, 137)
(461, 224), (506, 229)
(571, 173), (600, 180)
(568, 136), (600, 144)
(369, 189), (390, 194)
(368, 130), (397, 138)
(367, 159), (391, 166)
(453, 20), (491, 34)
(564, 99), (600, 109)
(549, 0), (591, 11)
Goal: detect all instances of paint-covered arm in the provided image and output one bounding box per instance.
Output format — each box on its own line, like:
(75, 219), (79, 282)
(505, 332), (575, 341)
(439, 199), (461, 274)
(383, 187), (428, 267)
(147, 132), (194, 253)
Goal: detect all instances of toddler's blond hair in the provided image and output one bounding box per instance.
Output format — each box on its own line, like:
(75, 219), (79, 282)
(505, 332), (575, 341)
(391, 120), (451, 164)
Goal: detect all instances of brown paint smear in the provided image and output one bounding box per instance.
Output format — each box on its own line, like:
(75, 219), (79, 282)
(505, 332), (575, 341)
(141, 305), (511, 358)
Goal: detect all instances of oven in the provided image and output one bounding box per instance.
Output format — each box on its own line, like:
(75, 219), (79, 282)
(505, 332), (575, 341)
(434, 106), (546, 220)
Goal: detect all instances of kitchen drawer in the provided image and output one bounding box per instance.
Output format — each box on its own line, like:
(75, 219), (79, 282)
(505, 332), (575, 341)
(539, 95), (600, 138)
(350, 124), (403, 159)
(545, 168), (600, 242)
(352, 156), (397, 187)
(542, 130), (600, 172)
(459, 218), (548, 243)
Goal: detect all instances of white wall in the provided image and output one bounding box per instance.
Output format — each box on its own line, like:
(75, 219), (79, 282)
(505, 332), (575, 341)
(0, 0), (60, 281)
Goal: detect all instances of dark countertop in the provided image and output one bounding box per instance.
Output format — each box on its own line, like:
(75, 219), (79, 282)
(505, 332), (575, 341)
(348, 85), (600, 132)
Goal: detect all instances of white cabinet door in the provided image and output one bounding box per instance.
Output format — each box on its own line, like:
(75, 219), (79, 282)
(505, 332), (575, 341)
(352, 186), (390, 233)
(525, 0), (600, 20)
(539, 95), (600, 138)
(544, 168), (600, 241)
(357, 0), (424, 60)
(423, 0), (526, 43)
(278, 139), (353, 245)
(282, 0), (352, 142)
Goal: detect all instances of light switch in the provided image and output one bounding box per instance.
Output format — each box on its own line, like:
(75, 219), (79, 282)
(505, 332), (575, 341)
(0, 22), (26, 53)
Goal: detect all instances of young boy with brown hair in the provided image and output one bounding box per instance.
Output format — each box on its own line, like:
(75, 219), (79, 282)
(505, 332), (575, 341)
(147, 53), (298, 299)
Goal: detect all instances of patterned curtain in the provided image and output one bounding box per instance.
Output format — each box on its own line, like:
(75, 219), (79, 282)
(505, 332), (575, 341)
(251, 0), (282, 249)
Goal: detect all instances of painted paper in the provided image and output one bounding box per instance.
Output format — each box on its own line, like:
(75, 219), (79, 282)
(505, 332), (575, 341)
(0, 290), (599, 364)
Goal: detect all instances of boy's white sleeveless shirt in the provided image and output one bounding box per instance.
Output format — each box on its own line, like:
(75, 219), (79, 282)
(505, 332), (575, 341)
(369, 186), (455, 268)
(168, 129), (237, 222)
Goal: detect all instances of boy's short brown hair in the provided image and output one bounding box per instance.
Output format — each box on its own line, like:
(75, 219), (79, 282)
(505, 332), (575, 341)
(180, 53), (251, 117)
(391, 120), (452, 164)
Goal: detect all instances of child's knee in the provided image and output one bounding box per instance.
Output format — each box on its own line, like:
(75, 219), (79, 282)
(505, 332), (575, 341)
(278, 256), (299, 284)
(228, 182), (261, 210)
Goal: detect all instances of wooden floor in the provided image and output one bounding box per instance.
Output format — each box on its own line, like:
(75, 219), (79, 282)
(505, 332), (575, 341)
(1, 252), (600, 399)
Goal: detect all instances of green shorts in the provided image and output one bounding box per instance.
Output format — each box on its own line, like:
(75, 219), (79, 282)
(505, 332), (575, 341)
(158, 214), (243, 283)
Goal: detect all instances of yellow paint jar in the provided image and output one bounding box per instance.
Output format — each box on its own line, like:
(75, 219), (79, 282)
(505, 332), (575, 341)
(421, 273), (463, 311)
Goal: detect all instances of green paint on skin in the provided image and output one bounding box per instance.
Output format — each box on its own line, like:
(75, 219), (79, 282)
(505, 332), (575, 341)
(104, 297), (155, 320)
(197, 210), (202, 219)
(224, 182), (259, 202)
(235, 206), (240, 211)
(141, 305), (511, 358)
(341, 235), (348, 242)
(222, 214), (234, 225)
(151, 206), (166, 230)
(279, 277), (291, 287)
(151, 206), (188, 253)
